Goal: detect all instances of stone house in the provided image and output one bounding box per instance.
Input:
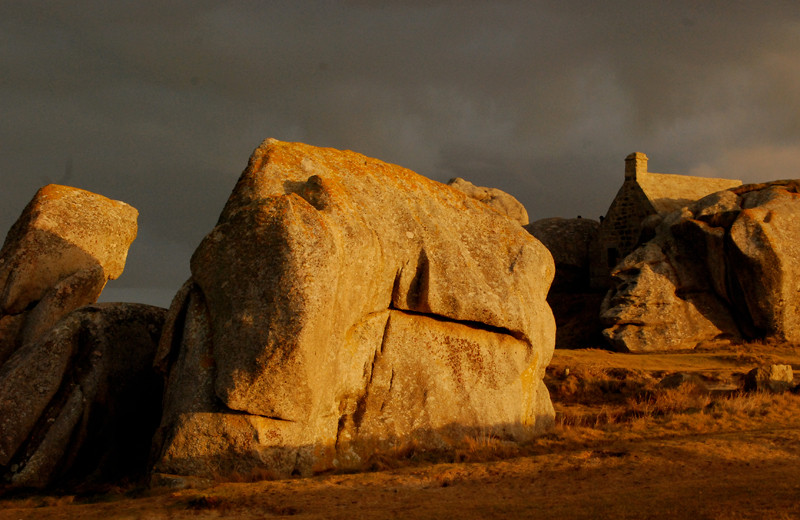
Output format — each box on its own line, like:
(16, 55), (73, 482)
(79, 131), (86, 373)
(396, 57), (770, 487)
(590, 152), (742, 288)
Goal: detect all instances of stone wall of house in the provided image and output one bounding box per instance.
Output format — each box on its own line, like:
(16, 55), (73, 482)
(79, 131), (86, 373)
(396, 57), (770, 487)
(590, 181), (654, 289)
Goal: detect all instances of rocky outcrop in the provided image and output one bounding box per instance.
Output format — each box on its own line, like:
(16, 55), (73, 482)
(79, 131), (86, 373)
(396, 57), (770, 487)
(0, 303), (165, 488)
(153, 139), (555, 480)
(601, 180), (800, 352)
(0, 185), (138, 365)
(448, 177), (529, 225)
(526, 218), (605, 349)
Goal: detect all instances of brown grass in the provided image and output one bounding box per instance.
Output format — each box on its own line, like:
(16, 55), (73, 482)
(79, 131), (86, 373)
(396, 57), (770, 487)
(453, 430), (521, 463)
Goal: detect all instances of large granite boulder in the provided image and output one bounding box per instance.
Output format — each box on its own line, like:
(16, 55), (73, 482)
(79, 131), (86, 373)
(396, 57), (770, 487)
(0, 303), (165, 488)
(526, 218), (605, 349)
(601, 180), (800, 352)
(153, 139), (555, 479)
(447, 177), (529, 225)
(0, 185), (138, 365)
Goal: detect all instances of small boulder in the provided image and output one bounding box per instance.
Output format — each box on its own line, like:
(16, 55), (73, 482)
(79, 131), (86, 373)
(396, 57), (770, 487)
(448, 177), (529, 225)
(658, 372), (709, 392)
(0, 185), (138, 362)
(744, 364), (794, 393)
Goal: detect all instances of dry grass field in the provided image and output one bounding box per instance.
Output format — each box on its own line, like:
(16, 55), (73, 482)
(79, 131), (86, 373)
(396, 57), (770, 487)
(2, 340), (800, 519)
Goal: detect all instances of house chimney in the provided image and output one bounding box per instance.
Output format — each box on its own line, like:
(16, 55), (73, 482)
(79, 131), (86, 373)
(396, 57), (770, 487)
(625, 152), (648, 180)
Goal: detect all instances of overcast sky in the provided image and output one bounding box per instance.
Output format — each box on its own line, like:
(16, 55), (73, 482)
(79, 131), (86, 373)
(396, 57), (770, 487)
(3, 1), (799, 308)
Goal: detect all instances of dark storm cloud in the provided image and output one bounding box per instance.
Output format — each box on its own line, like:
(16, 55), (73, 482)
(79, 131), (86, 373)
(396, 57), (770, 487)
(2, 1), (799, 306)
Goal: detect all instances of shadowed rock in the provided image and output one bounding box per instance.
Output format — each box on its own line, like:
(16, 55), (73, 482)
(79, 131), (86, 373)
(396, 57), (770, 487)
(0, 303), (165, 488)
(153, 139), (555, 480)
(526, 217), (605, 349)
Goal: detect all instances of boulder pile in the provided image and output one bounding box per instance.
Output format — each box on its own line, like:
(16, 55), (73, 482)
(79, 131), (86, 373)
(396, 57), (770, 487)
(4, 140), (800, 489)
(0, 185), (138, 364)
(602, 181), (800, 351)
(0, 185), (165, 488)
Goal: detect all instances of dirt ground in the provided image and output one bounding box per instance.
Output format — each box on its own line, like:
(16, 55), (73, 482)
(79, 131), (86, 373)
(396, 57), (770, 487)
(2, 342), (800, 519)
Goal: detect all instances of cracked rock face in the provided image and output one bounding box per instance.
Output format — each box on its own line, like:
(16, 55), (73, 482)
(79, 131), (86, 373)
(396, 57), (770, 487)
(601, 180), (800, 352)
(152, 139), (556, 479)
(0, 184), (138, 365)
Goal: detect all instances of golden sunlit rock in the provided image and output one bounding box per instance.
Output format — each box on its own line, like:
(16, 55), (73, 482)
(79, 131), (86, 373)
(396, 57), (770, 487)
(152, 139), (556, 479)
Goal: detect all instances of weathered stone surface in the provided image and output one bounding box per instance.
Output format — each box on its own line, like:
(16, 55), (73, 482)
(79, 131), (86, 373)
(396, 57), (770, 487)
(744, 364), (794, 393)
(336, 311), (552, 465)
(0, 314), (24, 367)
(0, 303), (165, 488)
(526, 217), (605, 348)
(19, 264), (107, 346)
(601, 180), (800, 351)
(154, 139), (555, 479)
(601, 240), (739, 352)
(0, 185), (138, 359)
(448, 177), (529, 225)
